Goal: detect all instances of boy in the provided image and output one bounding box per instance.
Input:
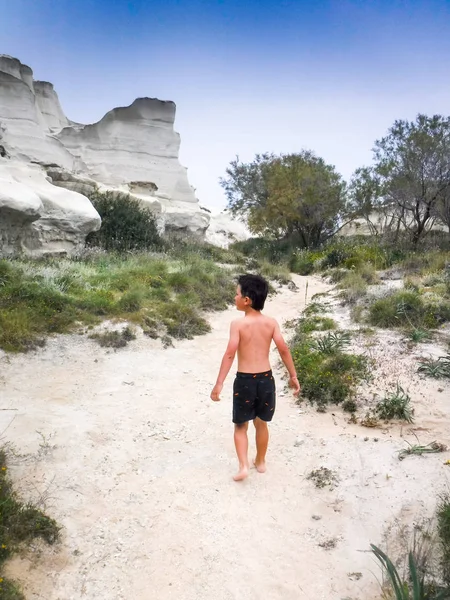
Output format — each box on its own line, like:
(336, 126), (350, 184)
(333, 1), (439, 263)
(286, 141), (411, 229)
(210, 274), (300, 481)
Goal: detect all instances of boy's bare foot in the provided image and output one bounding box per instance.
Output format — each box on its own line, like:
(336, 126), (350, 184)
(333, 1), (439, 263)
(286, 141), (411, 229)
(253, 459), (266, 473)
(233, 465), (249, 481)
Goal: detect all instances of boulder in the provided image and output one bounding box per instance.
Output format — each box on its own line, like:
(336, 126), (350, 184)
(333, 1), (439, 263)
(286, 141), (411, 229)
(0, 160), (101, 257)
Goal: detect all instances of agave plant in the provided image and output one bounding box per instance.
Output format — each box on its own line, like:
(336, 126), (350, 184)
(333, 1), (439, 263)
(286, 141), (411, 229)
(371, 544), (450, 599)
(313, 331), (351, 355)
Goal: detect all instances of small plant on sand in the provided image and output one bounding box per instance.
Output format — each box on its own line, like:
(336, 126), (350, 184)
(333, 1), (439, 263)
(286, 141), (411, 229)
(406, 329), (433, 344)
(398, 440), (447, 461)
(375, 384), (414, 423)
(418, 355), (450, 380)
(0, 448), (61, 599)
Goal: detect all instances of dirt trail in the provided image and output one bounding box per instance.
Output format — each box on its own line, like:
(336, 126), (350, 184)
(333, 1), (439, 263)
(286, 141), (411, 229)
(1, 274), (449, 600)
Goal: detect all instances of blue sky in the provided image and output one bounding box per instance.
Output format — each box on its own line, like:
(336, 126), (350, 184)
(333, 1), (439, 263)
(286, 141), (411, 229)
(1, 0), (450, 210)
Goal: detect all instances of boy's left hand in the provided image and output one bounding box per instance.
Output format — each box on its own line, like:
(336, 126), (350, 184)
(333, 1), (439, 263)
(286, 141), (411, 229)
(210, 383), (223, 402)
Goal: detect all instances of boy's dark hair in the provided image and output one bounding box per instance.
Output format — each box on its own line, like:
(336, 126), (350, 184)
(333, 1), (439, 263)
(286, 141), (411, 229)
(238, 274), (269, 311)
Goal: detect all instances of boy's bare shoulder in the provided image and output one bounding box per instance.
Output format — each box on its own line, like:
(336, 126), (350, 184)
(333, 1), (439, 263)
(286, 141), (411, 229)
(262, 314), (278, 326)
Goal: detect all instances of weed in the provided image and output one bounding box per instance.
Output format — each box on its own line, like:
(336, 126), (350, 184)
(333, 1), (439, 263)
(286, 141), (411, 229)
(375, 384), (414, 423)
(398, 441), (447, 461)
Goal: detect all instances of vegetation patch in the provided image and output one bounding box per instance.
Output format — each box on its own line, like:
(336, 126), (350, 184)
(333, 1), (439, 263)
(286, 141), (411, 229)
(0, 250), (238, 352)
(86, 191), (164, 252)
(289, 318), (369, 410)
(90, 326), (137, 348)
(0, 448), (61, 599)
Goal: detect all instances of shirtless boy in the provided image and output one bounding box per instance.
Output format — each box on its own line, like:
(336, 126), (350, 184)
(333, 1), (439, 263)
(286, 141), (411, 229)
(210, 274), (300, 481)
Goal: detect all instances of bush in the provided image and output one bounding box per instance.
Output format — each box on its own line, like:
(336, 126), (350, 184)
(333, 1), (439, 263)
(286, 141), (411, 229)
(368, 290), (427, 328)
(291, 335), (369, 409)
(86, 191), (163, 252)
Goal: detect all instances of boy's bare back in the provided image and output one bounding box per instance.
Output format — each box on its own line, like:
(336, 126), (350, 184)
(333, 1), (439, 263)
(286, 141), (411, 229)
(233, 313), (281, 373)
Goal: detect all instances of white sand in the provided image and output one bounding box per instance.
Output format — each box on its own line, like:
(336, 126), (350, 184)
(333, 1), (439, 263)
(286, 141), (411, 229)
(1, 274), (449, 600)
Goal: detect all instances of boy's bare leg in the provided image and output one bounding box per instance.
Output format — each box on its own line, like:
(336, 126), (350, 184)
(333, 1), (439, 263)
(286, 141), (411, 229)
(233, 422), (249, 481)
(253, 418), (269, 473)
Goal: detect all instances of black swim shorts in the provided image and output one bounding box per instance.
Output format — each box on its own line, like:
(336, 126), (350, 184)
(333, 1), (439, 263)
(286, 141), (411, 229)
(232, 370), (276, 424)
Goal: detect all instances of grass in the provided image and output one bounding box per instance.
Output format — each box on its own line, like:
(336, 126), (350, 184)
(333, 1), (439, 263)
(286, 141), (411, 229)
(0, 237), (295, 353)
(0, 250), (237, 352)
(0, 448), (61, 599)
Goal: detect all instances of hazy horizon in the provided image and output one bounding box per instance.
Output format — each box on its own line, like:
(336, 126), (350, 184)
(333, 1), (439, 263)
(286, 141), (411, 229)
(2, 0), (450, 211)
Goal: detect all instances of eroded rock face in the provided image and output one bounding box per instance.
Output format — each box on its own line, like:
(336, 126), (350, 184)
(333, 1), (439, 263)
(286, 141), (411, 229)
(0, 55), (208, 256)
(0, 160), (101, 257)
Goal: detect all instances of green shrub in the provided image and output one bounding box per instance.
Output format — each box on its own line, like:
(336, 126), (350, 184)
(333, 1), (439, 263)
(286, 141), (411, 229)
(291, 338), (369, 409)
(86, 191), (163, 252)
(368, 290), (426, 328)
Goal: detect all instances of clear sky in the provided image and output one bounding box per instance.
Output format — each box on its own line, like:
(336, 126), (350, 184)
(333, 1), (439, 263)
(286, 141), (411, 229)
(1, 0), (450, 211)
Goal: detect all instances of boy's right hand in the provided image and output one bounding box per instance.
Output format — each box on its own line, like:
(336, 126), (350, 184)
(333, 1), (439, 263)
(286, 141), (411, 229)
(289, 376), (301, 396)
(210, 383), (223, 402)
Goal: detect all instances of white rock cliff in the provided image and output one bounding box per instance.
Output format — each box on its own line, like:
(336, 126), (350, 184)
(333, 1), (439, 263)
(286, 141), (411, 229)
(0, 55), (209, 256)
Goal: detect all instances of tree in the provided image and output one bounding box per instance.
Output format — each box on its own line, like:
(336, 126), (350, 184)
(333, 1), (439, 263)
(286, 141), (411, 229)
(220, 151), (347, 247)
(373, 114), (450, 243)
(348, 167), (400, 236)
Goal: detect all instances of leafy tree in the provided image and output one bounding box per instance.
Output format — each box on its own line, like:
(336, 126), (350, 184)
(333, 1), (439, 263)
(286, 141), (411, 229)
(86, 191), (163, 252)
(372, 114), (450, 243)
(348, 167), (399, 236)
(220, 151), (347, 247)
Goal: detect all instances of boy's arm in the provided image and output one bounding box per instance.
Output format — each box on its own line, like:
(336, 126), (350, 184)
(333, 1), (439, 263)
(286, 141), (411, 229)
(272, 320), (300, 396)
(210, 320), (240, 402)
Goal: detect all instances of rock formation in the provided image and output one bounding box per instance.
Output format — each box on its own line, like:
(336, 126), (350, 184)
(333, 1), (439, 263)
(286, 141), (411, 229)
(0, 55), (209, 257)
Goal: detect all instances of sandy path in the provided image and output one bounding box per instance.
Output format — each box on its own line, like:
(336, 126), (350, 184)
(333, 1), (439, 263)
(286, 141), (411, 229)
(1, 274), (449, 600)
